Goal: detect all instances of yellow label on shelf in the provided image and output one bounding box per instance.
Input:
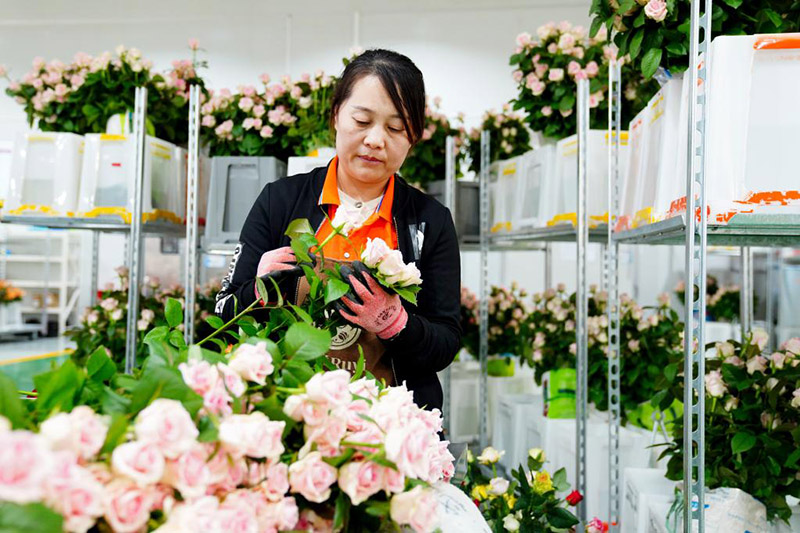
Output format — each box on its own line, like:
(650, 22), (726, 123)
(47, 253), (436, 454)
(100, 134), (127, 141)
(82, 207), (182, 225)
(8, 204), (62, 216)
(502, 162), (517, 175)
(633, 207), (655, 228)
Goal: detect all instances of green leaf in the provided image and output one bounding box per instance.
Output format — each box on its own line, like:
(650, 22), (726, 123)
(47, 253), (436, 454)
(641, 47), (663, 79)
(87, 347), (116, 382)
(0, 373), (26, 428)
(291, 236), (312, 264)
(721, 0), (742, 7)
(547, 507), (580, 529)
(731, 432), (756, 454)
(354, 351), (365, 381)
(165, 298), (183, 328)
(197, 416), (219, 442)
(100, 413), (129, 454)
(784, 447), (800, 469)
(36, 360), (81, 416)
(284, 218), (314, 240)
(324, 278), (350, 305)
(283, 323), (331, 361)
(289, 304), (314, 325)
(630, 29), (645, 60)
(762, 8), (782, 28)
(129, 366), (203, 417)
(552, 467), (570, 492)
(589, 17), (604, 39)
(0, 502), (63, 533)
(333, 490), (351, 530)
(394, 285), (419, 305)
(664, 363), (679, 384)
(206, 315), (224, 330)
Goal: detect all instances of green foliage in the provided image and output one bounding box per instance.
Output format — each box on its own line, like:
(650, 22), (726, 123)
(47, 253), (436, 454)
(466, 106), (533, 172)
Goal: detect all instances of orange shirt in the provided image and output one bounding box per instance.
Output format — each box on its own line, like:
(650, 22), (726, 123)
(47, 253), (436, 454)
(315, 156), (398, 261)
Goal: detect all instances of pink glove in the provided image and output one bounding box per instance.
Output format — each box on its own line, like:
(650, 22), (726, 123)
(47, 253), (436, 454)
(339, 272), (408, 340)
(254, 246), (298, 300)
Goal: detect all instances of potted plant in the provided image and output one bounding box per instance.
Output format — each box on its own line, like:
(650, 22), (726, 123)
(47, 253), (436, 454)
(0, 280), (24, 329)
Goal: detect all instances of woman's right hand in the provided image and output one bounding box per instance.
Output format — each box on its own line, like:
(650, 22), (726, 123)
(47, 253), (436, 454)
(254, 246), (301, 301)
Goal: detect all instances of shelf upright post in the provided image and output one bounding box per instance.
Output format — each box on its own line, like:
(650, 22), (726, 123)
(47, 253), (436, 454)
(544, 243), (552, 289)
(42, 233), (51, 336)
(683, 0), (711, 529)
(478, 130), (490, 449)
(184, 86), (201, 345)
(605, 59), (623, 533)
(442, 135), (456, 434)
(124, 87), (148, 374)
(766, 249), (777, 351)
(90, 232), (100, 307)
(740, 246), (753, 337)
(575, 77), (590, 526)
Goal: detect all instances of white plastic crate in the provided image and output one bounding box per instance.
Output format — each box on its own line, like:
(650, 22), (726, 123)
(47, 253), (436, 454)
(550, 130), (629, 227)
(444, 360), (481, 443)
(493, 393), (540, 472)
(618, 108), (648, 232)
(77, 134), (182, 224)
(654, 33), (800, 225)
(512, 146), (557, 230)
(622, 468), (675, 533)
(489, 157), (522, 233)
(6, 132), (84, 216)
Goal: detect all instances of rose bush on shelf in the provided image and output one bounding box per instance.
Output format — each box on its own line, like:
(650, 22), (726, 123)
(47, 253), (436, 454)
(2, 40), (206, 145)
(589, 0), (800, 79)
(466, 104), (532, 173)
(0, 280), (24, 304)
(675, 275), (746, 323)
(457, 446), (579, 532)
(459, 286), (480, 360)
(657, 331), (800, 522)
(0, 220), (449, 533)
(67, 268), (218, 371)
(400, 97), (466, 189)
(510, 21), (657, 141)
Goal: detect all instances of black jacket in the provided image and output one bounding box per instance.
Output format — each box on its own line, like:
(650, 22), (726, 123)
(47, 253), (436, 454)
(215, 163), (462, 412)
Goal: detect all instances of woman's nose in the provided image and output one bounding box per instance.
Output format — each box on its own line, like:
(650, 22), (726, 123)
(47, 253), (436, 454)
(364, 125), (385, 149)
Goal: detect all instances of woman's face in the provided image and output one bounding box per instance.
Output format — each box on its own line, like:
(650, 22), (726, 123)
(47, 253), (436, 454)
(334, 75), (412, 187)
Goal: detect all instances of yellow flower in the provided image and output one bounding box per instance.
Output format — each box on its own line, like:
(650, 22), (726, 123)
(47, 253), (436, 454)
(532, 470), (553, 495)
(504, 493), (517, 509)
(471, 484), (490, 502)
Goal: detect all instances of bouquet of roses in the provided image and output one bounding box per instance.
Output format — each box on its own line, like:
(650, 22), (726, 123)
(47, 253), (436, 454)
(510, 21), (657, 140)
(0, 219), (452, 532)
(400, 97), (466, 189)
(657, 331), (800, 522)
(589, 0), (800, 79)
(2, 40), (206, 145)
(0, 280), (24, 304)
(458, 446), (579, 532)
(199, 75), (299, 161)
(466, 104), (532, 173)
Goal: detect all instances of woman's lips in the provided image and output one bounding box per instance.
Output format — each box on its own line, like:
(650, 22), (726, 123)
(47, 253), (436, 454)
(359, 155), (382, 164)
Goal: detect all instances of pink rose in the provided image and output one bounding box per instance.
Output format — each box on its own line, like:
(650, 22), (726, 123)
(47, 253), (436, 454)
(305, 415), (347, 457)
(135, 399), (199, 459)
(541, 106), (553, 117)
(390, 486), (439, 533)
(219, 412), (285, 459)
(216, 363), (247, 397)
(383, 466), (405, 494)
(163, 444), (212, 499)
(44, 453), (105, 533)
(288, 451), (337, 503)
(229, 341), (274, 385)
(548, 68), (564, 82)
(215, 506), (260, 533)
(305, 370), (351, 407)
(746, 355), (768, 375)
(385, 419), (437, 482)
(40, 406), (108, 461)
(0, 431), (53, 503)
(535, 63), (548, 78)
(338, 461), (385, 505)
(771, 352), (787, 370)
(644, 0), (668, 22)
(585, 61), (599, 77)
(428, 440), (455, 483)
(112, 441), (166, 486)
(179, 360), (216, 396)
(782, 338), (800, 354)
(547, 42), (558, 54)
(567, 61), (581, 76)
(103, 480), (155, 533)
(512, 69), (523, 83)
(262, 496), (299, 531)
(515, 32), (532, 48)
(207, 449), (248, 494)
(260, 125), (274, 139)
(252, 462), (289, 502)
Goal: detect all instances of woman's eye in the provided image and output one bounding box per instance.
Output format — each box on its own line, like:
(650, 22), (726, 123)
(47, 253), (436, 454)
(354, 119), (369, 126)
(388, 126), (404, 133)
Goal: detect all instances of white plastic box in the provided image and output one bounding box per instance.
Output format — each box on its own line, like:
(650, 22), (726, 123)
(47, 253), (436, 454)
(550, 130), (629, 227)
(489, 157), (522, 233)
(618, 108), (648, 231)
(513, 146), (557, 230)
(77, 134), (183, 224)
(6, 132), (84, 216)
(493, 394), (540, 472)
(652, 33), (800, 225)
(621, 467), (675, 533)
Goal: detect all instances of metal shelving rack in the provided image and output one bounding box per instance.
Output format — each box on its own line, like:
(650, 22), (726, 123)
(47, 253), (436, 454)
(1, 86), (197, 373)
(604, 0), (800, 529)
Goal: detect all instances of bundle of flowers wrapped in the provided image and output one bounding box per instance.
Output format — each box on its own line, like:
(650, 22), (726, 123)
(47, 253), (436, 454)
(67, 267), (219, 371)
(399, 96), (466, 189)
(466, 104), (532, 173)
(589, 0), (800, 79)
(0, 280), (24, 304)
(658, 331), (800, 522)
(510, 21), (657, 140)
(523, 285), (683, 425)
(2, 40), (206, 145)
(457, 446), (579, 531)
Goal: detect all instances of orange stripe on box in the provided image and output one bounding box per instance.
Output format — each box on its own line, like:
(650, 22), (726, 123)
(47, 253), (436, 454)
(754, 34), (800, 50)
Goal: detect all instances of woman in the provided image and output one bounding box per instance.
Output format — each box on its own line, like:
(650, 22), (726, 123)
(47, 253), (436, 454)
(215, 49), (461, 412)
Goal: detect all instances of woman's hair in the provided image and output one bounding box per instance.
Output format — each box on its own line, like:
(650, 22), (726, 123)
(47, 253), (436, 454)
(330, 49), (426, 145)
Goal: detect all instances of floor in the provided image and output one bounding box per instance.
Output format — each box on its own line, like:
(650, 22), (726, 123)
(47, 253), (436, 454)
(0, 336), (75, 391)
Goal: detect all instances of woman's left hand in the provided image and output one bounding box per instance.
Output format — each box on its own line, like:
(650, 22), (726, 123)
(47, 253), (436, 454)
(338, 262), (408, 340)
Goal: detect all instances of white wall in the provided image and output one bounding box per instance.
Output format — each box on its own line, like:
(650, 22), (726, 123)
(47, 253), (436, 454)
(0, 0), (683, 308)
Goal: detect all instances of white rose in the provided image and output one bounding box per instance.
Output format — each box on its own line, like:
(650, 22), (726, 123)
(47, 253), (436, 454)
(752, 328), (769, 351)
(40, 406), (108, 460)
(111, 441), (166, 486)
(228, 341), (274, 385)
(716, 342), (735, 358)
(503, 514), (521, 532)
(704, 370), (727, 398)
(361, 238), (392, 268)
(477, 446), (504, 465)
(219, 412), (285, 459)
(489, 477), (510, 495)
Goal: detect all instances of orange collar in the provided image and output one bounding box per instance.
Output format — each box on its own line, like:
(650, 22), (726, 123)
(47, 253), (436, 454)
(319, 156), (395, 222)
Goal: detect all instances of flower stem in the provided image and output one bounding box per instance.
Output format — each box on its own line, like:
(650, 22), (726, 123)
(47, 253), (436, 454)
(17, 390), (36, 397)
(275, 386), (304, 395)
(197, 297), (260, 347)
(342, 440), (382, 449)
